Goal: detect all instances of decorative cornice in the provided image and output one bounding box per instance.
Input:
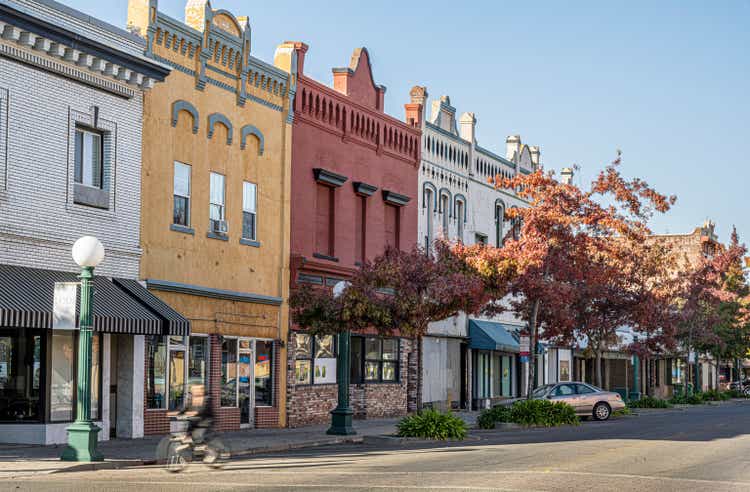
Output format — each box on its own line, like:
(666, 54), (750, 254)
(313, 168), (348, 187)
(382, 190), (410, 207)
(353, 181), (377, 197)
(146, 279), (282, 306)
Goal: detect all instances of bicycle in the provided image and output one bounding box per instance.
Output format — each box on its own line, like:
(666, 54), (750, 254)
(156, 414), (230, 473)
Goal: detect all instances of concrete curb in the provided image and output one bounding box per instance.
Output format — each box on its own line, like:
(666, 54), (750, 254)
(364, 435), (482, 445)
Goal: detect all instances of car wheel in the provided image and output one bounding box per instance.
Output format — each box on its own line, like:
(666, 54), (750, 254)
(593, 402), (611, 421)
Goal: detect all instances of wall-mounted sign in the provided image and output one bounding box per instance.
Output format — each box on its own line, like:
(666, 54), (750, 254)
(53, 282), (78, 330)
(519, 335), (530, 356)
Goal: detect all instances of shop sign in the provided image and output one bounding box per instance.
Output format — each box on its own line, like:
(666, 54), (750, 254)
(53, 282), (78, 330)
(519, 334), (530, 356)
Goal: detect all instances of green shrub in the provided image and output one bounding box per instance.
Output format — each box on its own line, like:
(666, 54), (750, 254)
(724, 389), (748, 399)
(509, 399), (579, 427)
(628, 396), (672, 409)
(477, 405), (512, 429)
(701, 389), (730, 401)
(670, 392), (705, 405)
(613, 407), (633, 418)
(396, 409), (467, 440)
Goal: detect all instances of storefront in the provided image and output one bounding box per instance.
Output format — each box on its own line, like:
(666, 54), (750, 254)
(469, 320), (520, 409)
(0, 265), (188, 444)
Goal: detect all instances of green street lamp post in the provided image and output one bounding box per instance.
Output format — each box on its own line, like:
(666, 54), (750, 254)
(629, 354), (641, 401)
(62, 236), (105, 462)
(327, 281), (355, 436)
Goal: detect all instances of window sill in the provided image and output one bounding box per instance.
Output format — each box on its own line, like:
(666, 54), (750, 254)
(73, 183), (110, 210)
(313, 252), (339, 262)
(240, 238), (261, 248)
(207, 231), (229, 241)
(170, 224), (195, 235)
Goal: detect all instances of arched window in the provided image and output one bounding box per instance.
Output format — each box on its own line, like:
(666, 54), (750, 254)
(455, 199), (464, 241)
(440, 194), (450, 236)
(495, 200), (505, 246)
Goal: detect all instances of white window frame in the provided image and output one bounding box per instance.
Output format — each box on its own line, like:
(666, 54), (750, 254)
(209, 171), (226, 227)
(242, 181), (258, 241)
(74, 126), (104, 189)
(173, 162), (191, 227)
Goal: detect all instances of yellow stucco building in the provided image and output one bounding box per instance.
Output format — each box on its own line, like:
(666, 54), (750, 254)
(127, 0), (292, 432)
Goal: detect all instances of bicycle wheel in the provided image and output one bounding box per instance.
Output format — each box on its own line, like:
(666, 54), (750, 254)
(165, 441), (192, 473)
(203, 437), (230, 469)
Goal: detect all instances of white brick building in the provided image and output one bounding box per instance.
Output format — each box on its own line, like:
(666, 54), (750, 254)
(0, 0), (181, 445)
(407, 87), (540, 409)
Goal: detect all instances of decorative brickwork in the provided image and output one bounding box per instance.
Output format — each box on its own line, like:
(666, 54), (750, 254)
(286, 335), (419, 427)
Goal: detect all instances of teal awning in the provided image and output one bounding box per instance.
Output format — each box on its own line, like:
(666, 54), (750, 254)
(469, 320), (520, 353)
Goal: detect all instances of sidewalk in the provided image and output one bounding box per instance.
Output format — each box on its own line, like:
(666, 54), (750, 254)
(0, 418), (403, 478)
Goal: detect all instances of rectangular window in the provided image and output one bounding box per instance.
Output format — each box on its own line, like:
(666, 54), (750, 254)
(352, 336), (399, 383)
(74, 127), (103, 188)
(146, 336), (167, 409)
(0, 328), (43, 422)
(355, 196), (366, 263)
(242, 181), (258, 240)
(293, 333), (337, 385)
(315, 184), (334, 256)
(168, 337), (187, 412)
(384, 204), (400, 250)
(173, 162), (191, 226)
(255, 340), (273, 406)
(221, 338), (238, 407)
(475, 233), (488, 246)
(209, 172), (226, 232)
(495, 205), (504, 247)
(50, 331), (75, 421)
(188, 336), (208, 390)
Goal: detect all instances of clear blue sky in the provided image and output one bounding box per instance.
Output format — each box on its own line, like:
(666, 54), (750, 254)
(65, 0), (749, 242)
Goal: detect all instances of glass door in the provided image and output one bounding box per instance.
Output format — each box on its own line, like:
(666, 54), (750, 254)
(238, 339), (254, 426)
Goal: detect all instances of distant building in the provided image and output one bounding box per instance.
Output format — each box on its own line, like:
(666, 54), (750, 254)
(409, 87), (538, 410)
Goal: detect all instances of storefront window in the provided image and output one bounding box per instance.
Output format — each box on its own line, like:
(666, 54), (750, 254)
(221, 338), (238, 407)
(188, 336), (208, 393)
(352, 337), (399, 383)
(50, 331), (75, 421)
(255, 340), (273, 406)
(501, 356), (511, 397)
(559, 359), (570, 382)
(294, 333), (312, 384)
(146, 335), (167, 409)
(169, 348), (186, 411)
(293, 333), (336, 385)
(0, 328), (43, 422)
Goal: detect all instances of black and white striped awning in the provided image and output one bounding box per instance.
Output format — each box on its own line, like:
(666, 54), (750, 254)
(0, 265), (189, 336)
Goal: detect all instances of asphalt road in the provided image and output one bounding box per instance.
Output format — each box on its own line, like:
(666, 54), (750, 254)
(5, 401), (750, 492)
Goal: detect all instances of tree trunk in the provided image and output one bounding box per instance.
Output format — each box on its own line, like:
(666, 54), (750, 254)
(526, 299), (541, 399)
(595, 349), (603, 388)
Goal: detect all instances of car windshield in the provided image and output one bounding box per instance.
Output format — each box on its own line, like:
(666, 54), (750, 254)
(531, 385), (554, 398)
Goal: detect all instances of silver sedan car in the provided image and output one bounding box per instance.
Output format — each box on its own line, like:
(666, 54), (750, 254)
(530, 382), (626, 420)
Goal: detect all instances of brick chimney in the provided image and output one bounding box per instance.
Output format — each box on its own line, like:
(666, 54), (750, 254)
(529, 146), (541, 169)
(404, 85), (427, 128)
(459, 112), (476, 143)
(274, 41), (308, 76)
(506, 135), (521, 161)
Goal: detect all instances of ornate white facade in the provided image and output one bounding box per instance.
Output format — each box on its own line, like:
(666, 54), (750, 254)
(407, 87), (541, 408)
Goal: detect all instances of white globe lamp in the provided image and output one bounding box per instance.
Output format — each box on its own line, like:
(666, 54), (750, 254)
(72, 236), (105, 268)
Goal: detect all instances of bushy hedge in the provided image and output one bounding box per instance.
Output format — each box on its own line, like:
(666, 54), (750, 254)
(477, 405), (511, 429)
(478, 400), (579, 429)
(396, 409), (467, 440)
(628, 396), (672, 409)
(701, 389), (731, 401)
(723, 389), (749, 399)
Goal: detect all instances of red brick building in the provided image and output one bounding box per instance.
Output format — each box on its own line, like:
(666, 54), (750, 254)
(275, 43), (422, 427)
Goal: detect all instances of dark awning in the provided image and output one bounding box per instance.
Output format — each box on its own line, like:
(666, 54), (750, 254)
(469, 320), (520, 353)
(0, 265), (189, 336)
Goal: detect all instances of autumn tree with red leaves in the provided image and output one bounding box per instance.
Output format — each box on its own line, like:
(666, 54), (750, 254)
(457, 152), (676, 393)
(290, 242), (490, 338)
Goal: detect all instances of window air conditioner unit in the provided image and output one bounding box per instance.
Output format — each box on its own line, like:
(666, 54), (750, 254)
(211, 219), (228, 234)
